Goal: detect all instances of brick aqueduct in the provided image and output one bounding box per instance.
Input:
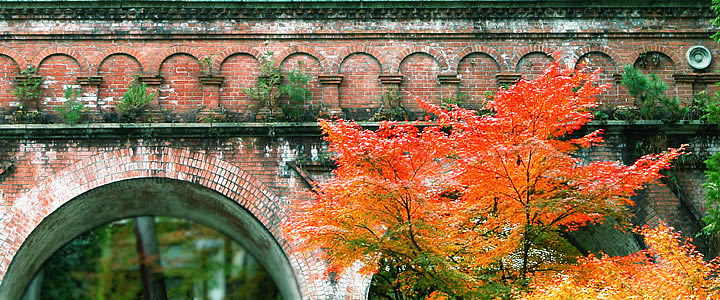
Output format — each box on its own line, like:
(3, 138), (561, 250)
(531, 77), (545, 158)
(0, 0), (717, 299)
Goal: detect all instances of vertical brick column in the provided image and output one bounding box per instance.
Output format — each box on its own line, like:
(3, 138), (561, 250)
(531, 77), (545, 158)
(317, 74), (344, 117)
(437, 74), (460, 101)
(673, 74), (696, 105)
(701, 74), (720, 97)
(198, 75), (224, 115)
(379, 74), (403, 108)
(77, 76), (102, 117)
(138, 75), (164, 108)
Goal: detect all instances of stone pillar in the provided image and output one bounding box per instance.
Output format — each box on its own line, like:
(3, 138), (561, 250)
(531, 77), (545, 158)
(496, 72), (522, 87)
(700, 74), (720, 98)
(379, 74), (403, 108)
(317, 74), (344, 117)
(437, 74), (460, 101)
(674, 73), (720, 106)
(198, 75), (224, 118)
(77, 76), (102, 119)
(673, 74), (697, 105)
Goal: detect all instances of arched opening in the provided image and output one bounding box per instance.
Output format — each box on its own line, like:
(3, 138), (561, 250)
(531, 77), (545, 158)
(3, 178), (300, 300)
(22, 216), (280, 300)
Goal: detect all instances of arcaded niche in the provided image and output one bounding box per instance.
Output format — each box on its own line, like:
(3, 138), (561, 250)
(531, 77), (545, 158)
(0, 0), (715, 122)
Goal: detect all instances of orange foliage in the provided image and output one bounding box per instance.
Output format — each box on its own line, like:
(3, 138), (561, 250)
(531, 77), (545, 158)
(283, 64), (685, 297)
(524, 224), (720, 300)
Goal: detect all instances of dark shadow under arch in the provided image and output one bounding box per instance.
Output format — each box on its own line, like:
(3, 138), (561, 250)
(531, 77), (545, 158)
(3, 177), (300, 300)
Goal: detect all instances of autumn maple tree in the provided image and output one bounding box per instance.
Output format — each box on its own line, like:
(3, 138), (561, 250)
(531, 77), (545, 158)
(284, 64), (685, 298)
(524, 224), (720, 299)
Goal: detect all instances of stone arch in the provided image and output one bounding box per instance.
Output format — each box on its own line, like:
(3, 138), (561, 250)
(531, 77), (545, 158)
(571, 46), (621, 71)
(627, 45), (680, 68)
(0, 53), (21, 114)
(37, 53), (83, 110)
(394, 45), (450, 73)
(219, 53), (261, 120)
(453, 45), (506, 72)
(158, 53), (203, 118)
(275, 45), (328, 72)
(32, 46), (88, 74)
(0, 46), (27, 70)
(338, 52), (384, 118)
(630, 49), (678, 102)
(279, 52), (323, 108)
(148, 46), (205, 75)
(510, 45), (562, 71)
(91, 46), (146, 75)
(399, 52), (442, 113)
(214, 45), (264, 73)
(514, 49), (557, 81)
(333, 45), (387, 73)
(457, 52), (501, 109)
(575, 51), (621, 107)
(0, 147), (357, 299)
(97, 53), (143, 109)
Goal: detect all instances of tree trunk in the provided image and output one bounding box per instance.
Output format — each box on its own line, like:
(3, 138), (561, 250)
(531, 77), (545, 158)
(134, 216), (168, 300)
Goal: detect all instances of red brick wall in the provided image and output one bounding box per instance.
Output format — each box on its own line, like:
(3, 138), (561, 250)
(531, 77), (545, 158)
(37, 54), (81, 111)
(159, 54), (203, 121)
(458, 53), (500, 110)
(0, 40), (715, 121)
(516, 52), (554, 81)
(280, 53), (323, 110)
(98, 54), (143, 113)
(219, 54), (260, 121)
(633, 51), (678, 101)
(576, 52), (621, 107)
(339, 53), (383, 118)
(0, 55), (18, 116)
(399, 53), (441, 114)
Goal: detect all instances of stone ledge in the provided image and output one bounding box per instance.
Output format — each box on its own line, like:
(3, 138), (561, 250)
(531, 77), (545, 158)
(0, 120), (716, 139)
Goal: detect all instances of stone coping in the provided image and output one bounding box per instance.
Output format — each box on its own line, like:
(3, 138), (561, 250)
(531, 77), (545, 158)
(0, 1), (710, 20)
(0, 120), (715, 139)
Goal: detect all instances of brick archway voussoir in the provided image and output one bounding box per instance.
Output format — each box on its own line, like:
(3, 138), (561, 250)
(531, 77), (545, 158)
(0, 147), (330, 297)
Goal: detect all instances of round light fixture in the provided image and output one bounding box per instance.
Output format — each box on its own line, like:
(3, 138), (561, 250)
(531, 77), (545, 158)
(686, 46), (712, 70)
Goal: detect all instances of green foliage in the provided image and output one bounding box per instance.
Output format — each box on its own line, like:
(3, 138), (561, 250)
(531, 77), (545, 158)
(13, 67), (43, 110)
(620, 65), (685, 120)
(38, 227), (106, 300)
(278, 62), (312, 122)
(118, 82), (155, 121)
(372, 87), (408, 121)
(242, 51), (283, 108)
(712, 0), (720, 43)
(703, 153), (720, 236)
(199, 55), (214, 75)
(440, 92), (468, 109)
(701, 90), (720, 123)
(56, 87), (84, 125)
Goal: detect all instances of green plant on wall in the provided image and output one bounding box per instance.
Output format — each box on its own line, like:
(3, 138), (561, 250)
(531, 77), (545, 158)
(199, 55), (214, 76)
(57, 86), (85, 125)
(243, 51), (283, 109)
(620, 65), (685, 120)
(278, 61), (312, 122)
(371, 87), (407, 121)
(13, 67), (43, 111)
(118, 81), (155, 122)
